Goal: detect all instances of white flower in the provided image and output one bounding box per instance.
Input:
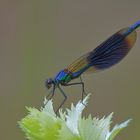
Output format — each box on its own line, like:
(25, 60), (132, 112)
(19, 94), (131, 140)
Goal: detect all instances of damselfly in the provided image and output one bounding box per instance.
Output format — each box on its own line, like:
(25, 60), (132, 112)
(45, 20), (140, 112)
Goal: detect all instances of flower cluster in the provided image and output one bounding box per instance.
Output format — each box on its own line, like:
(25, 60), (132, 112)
(19, 95), (131, 140)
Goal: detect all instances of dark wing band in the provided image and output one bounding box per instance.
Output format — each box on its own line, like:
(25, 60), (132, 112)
(85, 27), (136, 73)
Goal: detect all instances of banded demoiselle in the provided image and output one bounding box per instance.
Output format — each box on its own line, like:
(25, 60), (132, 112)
(45, 20), (140, 112)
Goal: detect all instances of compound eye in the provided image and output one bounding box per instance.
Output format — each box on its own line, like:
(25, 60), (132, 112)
(47, 83), (52, 89)
(45, 79), (53, 89)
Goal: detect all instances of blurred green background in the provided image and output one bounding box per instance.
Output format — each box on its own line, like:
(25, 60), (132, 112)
(0, 0), (140, 140)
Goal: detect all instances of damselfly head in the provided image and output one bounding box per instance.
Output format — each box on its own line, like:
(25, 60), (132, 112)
(45, 78), (53, 89)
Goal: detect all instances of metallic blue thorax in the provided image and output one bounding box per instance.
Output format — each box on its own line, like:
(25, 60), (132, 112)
(54, 70), (72, 84)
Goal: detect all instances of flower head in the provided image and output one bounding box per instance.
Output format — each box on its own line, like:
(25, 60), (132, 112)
(19, 94), (131, 140)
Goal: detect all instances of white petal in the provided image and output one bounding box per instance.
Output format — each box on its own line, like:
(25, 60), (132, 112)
(106, 119), (131, 140)
(65, 94), (90, 135)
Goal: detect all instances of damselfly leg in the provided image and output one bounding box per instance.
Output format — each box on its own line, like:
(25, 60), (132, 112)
(64, 76), (87, 105)
(56, 86), (67, 114)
